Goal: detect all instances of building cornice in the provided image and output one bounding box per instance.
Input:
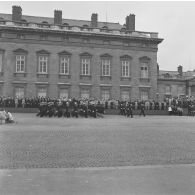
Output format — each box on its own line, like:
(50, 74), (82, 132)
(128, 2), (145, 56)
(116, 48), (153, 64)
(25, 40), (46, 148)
(0, 25), (163, 44)
(0, 38), (158, 52)
(157, 78), (186, 82)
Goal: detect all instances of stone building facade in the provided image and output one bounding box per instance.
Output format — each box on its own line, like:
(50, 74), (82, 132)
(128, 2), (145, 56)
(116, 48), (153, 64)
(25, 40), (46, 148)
(0, 6), (163, 101)
(157, 65), (195, 101)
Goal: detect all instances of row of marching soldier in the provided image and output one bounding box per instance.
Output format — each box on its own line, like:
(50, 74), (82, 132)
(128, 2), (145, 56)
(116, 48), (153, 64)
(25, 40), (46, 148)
(119, 101), (146, 117)
(36, 98), (104, 118)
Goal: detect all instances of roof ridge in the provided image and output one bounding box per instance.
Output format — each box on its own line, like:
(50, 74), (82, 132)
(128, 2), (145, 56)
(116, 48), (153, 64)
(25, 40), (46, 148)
(0, 13), (121, 25)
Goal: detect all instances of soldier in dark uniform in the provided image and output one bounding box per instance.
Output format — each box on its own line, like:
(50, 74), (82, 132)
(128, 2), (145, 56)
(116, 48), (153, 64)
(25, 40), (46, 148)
(48, 102), (54, 117)
(65, 101), (70, 118)
(89, 104), (97, 118)
(83, 104), (88, 118)
(72, 101), (79, 118)
(37, 102), (47, 117)
(57, 100), (63, 117)
(126, 102), (133, 118)
(139, 102), (146, 117)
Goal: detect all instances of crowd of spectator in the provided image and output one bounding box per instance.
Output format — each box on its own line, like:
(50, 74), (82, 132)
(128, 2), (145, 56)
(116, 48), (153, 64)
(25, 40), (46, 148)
(0, 96), (195, 111)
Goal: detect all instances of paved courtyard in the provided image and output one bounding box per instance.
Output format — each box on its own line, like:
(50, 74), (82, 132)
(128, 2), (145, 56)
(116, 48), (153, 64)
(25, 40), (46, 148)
(0, 114), (195, 169)
(0, 114), (195, 194)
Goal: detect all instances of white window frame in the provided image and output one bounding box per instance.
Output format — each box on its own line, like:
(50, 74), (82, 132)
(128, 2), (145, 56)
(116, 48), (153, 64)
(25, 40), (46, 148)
(121, 60), (130, 77)
(81, 58), (90, 75)
(121, 91), (130, 101)
(140, 62), (148, 78)
(38, 56), (48, 74)
(178, 86), (184, 96)
(16, 55), (25, 73)
(140, 90), (149, 101)
(101, 90), (110, 100)
(37, 88), (47, 97)
(165, 85), (171, 95)
(60, 56), (69, 75)
(15, 87), (24, 98)
(59, 88), (69, 99)
(81, 89), (90, 99)
(102, 59), (110, 76)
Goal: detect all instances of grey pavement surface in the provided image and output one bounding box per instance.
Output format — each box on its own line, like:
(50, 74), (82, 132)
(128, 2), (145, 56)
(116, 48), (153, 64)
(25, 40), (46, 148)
(0, 114), (195, 194)
(1, 164), (195, 195)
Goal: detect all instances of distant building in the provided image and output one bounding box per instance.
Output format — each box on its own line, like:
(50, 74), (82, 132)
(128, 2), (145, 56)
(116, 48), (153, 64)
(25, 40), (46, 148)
(158, 65), (195, 101)
(4, 5), (195, 101)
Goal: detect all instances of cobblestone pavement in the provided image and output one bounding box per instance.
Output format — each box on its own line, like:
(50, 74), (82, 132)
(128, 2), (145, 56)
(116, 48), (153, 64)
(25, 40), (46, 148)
(0, 114), (195, 169)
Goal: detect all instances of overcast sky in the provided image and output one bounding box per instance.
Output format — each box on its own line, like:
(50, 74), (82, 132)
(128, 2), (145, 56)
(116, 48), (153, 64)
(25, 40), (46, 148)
(0, 1), (195, 71)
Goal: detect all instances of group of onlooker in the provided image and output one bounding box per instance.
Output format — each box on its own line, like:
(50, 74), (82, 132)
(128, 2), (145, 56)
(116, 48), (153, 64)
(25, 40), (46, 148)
(0, 96), (195, 111)
(0, 110), (15, 124)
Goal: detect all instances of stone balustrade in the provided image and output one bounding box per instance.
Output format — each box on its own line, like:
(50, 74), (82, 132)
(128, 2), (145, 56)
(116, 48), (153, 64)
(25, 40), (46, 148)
(0, 19), (159, 38)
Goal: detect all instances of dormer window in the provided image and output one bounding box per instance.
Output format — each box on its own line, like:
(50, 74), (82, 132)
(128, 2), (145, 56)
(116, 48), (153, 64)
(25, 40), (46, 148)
(21, 19), (27, 26)
(83, 24), (89, 28)
(82, 24), (89, 31)
(164, 73), (170, 78)
(101, 26), (108, 32)
(62, 23), (69, 30)
(63, 23), (69, 26)
(42, 21), (49, 24)
(41, 21), (49, 28)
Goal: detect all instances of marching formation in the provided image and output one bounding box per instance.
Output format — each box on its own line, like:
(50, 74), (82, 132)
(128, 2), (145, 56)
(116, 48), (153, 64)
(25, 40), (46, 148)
(36, 98), (105, 118)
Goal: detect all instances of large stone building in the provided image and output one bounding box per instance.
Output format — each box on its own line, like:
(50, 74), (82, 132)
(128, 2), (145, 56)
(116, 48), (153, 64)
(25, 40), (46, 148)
(158, 66), (195, 101)
(2, 5), (194, 101)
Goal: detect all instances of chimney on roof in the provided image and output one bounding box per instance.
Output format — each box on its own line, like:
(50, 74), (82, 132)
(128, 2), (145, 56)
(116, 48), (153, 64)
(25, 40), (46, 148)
(178, 65), (183, 76)
(12, 5), (22, 21)
(126, 14), (135, 31)
(91, 13), (98, 28)
(54, 10), (62, 25)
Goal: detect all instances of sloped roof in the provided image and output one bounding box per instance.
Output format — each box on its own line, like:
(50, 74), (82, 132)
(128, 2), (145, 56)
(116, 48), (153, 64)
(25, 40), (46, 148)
(0, 13), (123, 30)
(159, 70), (179, 76)
(159, 70), (195, 79)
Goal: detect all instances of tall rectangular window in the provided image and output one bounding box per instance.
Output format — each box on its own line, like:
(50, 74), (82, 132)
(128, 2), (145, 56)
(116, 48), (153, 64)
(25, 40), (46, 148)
(0, 53), (2, 72)
(38, 56), (48, 73)
(178, 86), (184, 96)
(37, 88), (47, 97)
(102, 59), (110, 76)
(140, 62), (148, 78)
(81, 89), (90, 99)
(16, 55), (25, 72)
(101, 90), (110, 100)
(165, 86), (171, 94)
(121, 60), (130, 77)
(81, 58), (90, 75)
(60, 57), (69, 75)
(15, 87), (24, 98)
(59, 89), (69, 99)
(140, 91), (148, 101)
(121, 91), (130, 101)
